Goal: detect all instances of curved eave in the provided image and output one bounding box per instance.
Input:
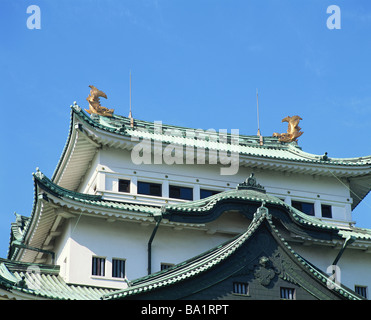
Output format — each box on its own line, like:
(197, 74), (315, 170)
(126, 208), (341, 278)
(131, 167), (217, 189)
(66, 104), (371, 182)
(69, 104), (371, 171)
(10, 171), (163, 263)
(162, 188), (339, 232)
(51, 105), (100, 191)
(349, 174), (371, 210)
(161, 188), (371, 247)
(51, 104), (370, 210)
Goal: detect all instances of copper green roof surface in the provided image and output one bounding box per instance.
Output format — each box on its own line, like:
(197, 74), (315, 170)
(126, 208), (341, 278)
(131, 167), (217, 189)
(35, 169), (162, 216)
(162, 185), (338, 231)
(0, 258), (113, 300)
(10, 170), (371, 263)
(50, 104), (370, 210)
(102, 206), (363, 301)
(67, 103), (371, 167)
(7, 170), (161, 261)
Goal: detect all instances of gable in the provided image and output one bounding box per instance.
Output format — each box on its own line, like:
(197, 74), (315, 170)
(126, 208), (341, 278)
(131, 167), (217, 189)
(104, 207), (362, 300)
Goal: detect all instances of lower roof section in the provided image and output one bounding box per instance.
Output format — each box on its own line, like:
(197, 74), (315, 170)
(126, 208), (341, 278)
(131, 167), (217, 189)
(102, 206), (363, 300)
(1, 206), (364, 300)
(0, 258), (113, 300)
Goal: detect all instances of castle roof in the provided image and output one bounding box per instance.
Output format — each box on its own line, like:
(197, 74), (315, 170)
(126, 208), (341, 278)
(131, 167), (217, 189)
(2, 207), (364, 300)
(8, 169), (371, 264)
(52, 104), (371, 209)
(0, 258), (113, 300)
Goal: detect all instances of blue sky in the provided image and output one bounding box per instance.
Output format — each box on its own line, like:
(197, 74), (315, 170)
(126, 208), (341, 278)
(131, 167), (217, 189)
(0, 0), (370, 258)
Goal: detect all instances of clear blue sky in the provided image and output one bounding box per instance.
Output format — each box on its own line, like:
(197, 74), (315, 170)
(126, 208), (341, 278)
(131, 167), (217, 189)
(0, 0), (370, 258)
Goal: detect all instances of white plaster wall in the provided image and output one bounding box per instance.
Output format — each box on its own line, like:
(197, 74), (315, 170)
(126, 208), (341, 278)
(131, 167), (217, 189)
(78, 147), (353, 223)
(61, 214), (236, 289)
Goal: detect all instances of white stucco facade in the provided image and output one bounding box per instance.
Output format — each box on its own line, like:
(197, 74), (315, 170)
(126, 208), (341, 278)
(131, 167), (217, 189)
(48, 141), (369, 291)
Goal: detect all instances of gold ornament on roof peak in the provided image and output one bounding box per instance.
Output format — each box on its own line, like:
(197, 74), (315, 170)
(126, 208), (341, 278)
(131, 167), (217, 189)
(85, 85), (114, 117)
(273, 115), (303, 143)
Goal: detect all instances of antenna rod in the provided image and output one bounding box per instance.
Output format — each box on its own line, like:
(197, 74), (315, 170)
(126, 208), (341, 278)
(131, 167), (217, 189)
(129, 71), (132, 118)
(129, 70), (134, 127)
(256, 89), (261, 136)
(256, 88), (263, 145)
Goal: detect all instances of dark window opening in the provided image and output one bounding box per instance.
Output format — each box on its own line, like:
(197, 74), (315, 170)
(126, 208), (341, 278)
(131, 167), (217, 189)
(138, 181), (162, 197)
(118, 179), (130, 193)
(92, 257), (105, 276)
(160, 263), (174, 271)
(280, 287), (295, 300)
(321, 204), (332, 218)
(233, 282), (249, 295)
(292, 201), (315, 216)
(200, 189), (220, 199)
(112, 258), (126, 278)
(169, 185), (193, 200)
(355, 286), (368, 299)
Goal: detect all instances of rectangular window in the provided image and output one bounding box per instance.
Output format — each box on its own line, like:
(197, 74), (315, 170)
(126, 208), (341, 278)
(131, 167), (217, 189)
(112, 258), (126, 278)
(280, 287), (295, 300)
(169, 185), (193, 200)
(321, 204), (332, 218)
(118, 179), (130, 193)
(355, 285), (368, 299)
(292, 201), (315, 216)
(138, 181), (162, 197)
(161, 263), (174, 271)
(92, 256), (105, 276)
(200, 189), (220, 199)
(233, 282), (249, 295)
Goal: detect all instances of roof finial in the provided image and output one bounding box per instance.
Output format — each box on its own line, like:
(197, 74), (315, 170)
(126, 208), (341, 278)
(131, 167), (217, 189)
(85, 85), (114, 117)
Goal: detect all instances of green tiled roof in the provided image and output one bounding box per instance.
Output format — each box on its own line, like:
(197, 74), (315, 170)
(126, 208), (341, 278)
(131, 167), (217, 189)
(162, 185), (339, 231)
(7, 170), (161, 261)
(102, 206), (362, 300)
(0, 258), (113, 300)
(35, 169), (162, 216)
(69, 103), (371, 167)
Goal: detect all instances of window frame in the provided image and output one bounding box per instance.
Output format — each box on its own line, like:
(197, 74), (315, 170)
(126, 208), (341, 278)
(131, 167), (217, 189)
(112, 258), (126, 279)
(118, 179), (131, 193)
(280, 287), (296, 300)
(355, 285), (368, 299)
(321, 204), (332, 218)
(232, 282), (249, 296)
(291, 200), (315, 216)
(169, 185), (193, 200)
(137, 181), (162, 197)
(160, 263), (175, 271)
(92, 256), (106, 277)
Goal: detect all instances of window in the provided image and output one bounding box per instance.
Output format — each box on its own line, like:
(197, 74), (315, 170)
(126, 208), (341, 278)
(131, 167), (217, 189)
(233, 282), (249, 295)
(138, 181), (162, 197)
(92, 257), (105, 276)
(321, 204), (332, 218)
(200, 189), (220, 199)
(280, 287), (295, 300)
(112, 258), (126, 278)
(118, 179), (130, 193)
(161, 263), (174, 271)
(292, 201), (315, 216)
(169, 185), (193, 200)
(355, 285), (368, 299)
